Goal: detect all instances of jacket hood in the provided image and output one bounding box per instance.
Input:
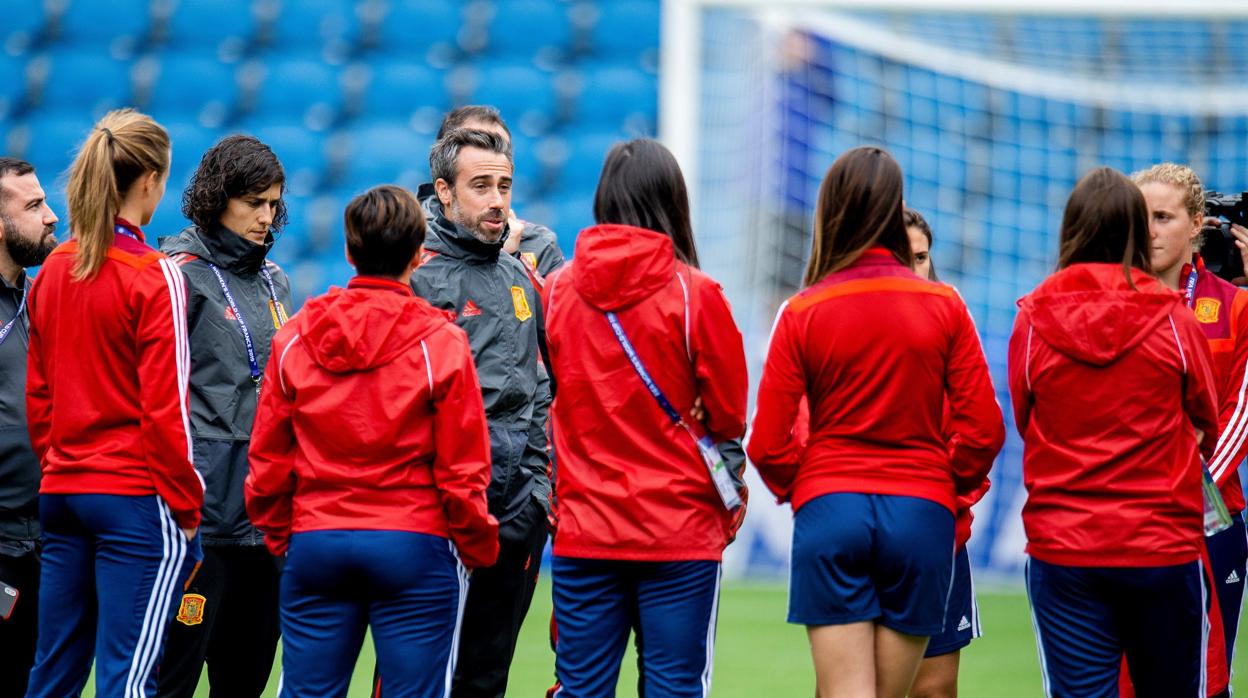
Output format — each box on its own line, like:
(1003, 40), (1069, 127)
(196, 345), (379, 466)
(160, 224), (273, 274)
(572, 224), (677, 311)
(298, 277), (451, 373)
(416, 182), (506, 263)
(1019, 263), (1183, 366)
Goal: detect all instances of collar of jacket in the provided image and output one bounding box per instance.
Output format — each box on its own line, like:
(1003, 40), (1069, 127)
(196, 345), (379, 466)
(348, 276), (415, 296)
(198, 223), (275, 274)
(417, 182), (506, 263)
(0, 269), (26, 292)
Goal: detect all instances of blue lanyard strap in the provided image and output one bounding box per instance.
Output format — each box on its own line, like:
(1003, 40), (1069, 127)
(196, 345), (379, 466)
(0, 286), (26, 349)
(605, 311), (685, 428)
(1185, 267), (1200, 309)
(114, 224), (139, 241)
(207, 263), (284, 384)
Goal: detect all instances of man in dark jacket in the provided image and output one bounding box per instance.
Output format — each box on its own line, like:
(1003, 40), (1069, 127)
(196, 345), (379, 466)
(157, 136), (294, 698)
(414, 128), (551, 698)
(435, 105), (566, 282)
(0, 157), (58, 698)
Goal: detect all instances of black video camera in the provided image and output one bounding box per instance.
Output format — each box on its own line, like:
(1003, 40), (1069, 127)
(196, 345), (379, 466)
(1202, 192), (1248, 283)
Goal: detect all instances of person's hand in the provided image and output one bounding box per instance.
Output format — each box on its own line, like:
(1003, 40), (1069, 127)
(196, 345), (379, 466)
(181, 526), (198, 542)
(503, 210), (525, 255)
(689, 397), (706, 423)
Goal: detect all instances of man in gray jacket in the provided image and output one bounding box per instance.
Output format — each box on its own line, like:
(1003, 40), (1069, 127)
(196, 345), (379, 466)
(435, 105), (566, 281)
(157, 136), (294, 698)
(0, 157), (58, 698)
(412, 128), (551, 698)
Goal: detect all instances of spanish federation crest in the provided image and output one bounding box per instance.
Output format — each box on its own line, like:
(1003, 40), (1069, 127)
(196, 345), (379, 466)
(1195, 298), (1221, 324)
(521, 252), (539, 271)
(176, 593), (207, 626)
(511, 286), (533, 322)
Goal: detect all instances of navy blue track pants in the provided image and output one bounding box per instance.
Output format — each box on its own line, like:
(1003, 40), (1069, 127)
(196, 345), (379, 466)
(27, 494), (201, 698)
(278, 530), (468, 698)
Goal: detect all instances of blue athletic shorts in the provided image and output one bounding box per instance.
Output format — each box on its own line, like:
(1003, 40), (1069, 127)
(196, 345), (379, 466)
(788, 492), (955, 635)
(925, 545), (980, 656)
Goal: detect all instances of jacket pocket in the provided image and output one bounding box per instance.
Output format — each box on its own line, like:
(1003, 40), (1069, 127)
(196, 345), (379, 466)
(193, 437), (256, 542)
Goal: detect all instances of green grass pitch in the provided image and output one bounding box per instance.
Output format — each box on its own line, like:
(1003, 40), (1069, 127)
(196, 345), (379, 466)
(80, 579), (1246, 696)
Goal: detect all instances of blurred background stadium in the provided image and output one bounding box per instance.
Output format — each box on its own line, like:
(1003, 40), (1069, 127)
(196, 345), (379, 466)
(8, 0), (1248, 693)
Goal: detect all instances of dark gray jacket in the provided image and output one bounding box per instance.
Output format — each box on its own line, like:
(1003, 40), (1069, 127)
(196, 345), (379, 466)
(517, 221), (565, 277)
(0, 272), (39, 544)
(160, 225), (293, 546)
(414, 184), (551, 524)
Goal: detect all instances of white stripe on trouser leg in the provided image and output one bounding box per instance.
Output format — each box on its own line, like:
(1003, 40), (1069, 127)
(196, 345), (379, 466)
(968, 556), (982, 639)
(700, 564), (723, 698)
(126, 498), (186, 698)
(276, 671), (284, 697)
(1201, 560), (1209, 698)
(1024, 559), (1053, 698)
(443, 541), (470, 698)
(133, 500), (187, 698)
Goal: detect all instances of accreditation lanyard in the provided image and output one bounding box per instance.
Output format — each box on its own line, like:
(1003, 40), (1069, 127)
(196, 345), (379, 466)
(604, 311), (743, 511)
(114, 223), (140, 242)
(1184, 267), (1199, 309)
(206, 263), (285, 389)
(0, 286), (25, 349)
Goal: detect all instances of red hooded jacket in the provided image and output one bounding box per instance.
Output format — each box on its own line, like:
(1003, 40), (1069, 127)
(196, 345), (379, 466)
(541, 225), (748, 561)
(1008, 264), (1219, 567)
(26, 220), (204, 529)
(747, 248), (1004, 515)
(244, 277), (499, 568)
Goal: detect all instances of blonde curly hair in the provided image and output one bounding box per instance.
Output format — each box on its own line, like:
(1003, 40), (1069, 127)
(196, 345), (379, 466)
(1130, 162), (1206, 248)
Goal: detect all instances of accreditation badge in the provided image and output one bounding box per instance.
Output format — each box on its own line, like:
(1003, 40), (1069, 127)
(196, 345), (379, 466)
(511, 286), (533, 321)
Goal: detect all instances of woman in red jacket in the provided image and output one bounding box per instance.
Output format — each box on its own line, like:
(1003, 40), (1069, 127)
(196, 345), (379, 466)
(541, 139), (748, 697)
(24, 108), (204, 698)
(1008, 167), (1218, 697)
(244, 185), (497, 697)
(747, 147), (1003, 698)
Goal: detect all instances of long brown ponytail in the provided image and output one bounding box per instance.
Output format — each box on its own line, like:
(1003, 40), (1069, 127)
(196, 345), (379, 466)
(66, 109), (170, 280)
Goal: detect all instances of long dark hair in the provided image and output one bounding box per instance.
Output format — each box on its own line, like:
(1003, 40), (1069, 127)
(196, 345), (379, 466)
(803, 146), (911, 287)
(593, 139), (699, 268)
(1057, 167), (1151, 285)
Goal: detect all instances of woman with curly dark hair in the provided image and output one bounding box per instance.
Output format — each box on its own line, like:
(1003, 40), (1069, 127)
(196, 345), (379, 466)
(155, 134), (293, 698)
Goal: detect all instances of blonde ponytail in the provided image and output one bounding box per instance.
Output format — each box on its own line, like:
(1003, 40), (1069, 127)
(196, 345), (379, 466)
(65, 109), (169, 280)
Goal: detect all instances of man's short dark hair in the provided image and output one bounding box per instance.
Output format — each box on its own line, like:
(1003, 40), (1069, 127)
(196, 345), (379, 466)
(0, 157), (35, 203)
(344, 185), (426, 277)
(429, 129), (512, 187)
(436, 105), (511, 142)
(182, 135), (287, 233)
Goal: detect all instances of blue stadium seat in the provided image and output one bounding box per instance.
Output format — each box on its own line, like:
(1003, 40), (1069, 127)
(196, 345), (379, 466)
(166, 0), (256, 46)
(38, 51), (133, 113)
(5, 3), (46, 45)
(267, 0), (356, 52)
(485, 0), (572, 57)
(551, 194), (595, 253)
(145, 54), (237, 122)
(469, 63), (557, 128)
(571, 65), (657, 131)
(358, 61), (448, 118)
(56, 0), (150, 48)
(20, 110), (99, 184)
(249, 59), (342, 122)
(0, 55), (26, 112)
(556, 129), (622, 186)
(376, 0), (462, 54)
(339, 122), (433, 188)
(591, 1), (660, 60)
